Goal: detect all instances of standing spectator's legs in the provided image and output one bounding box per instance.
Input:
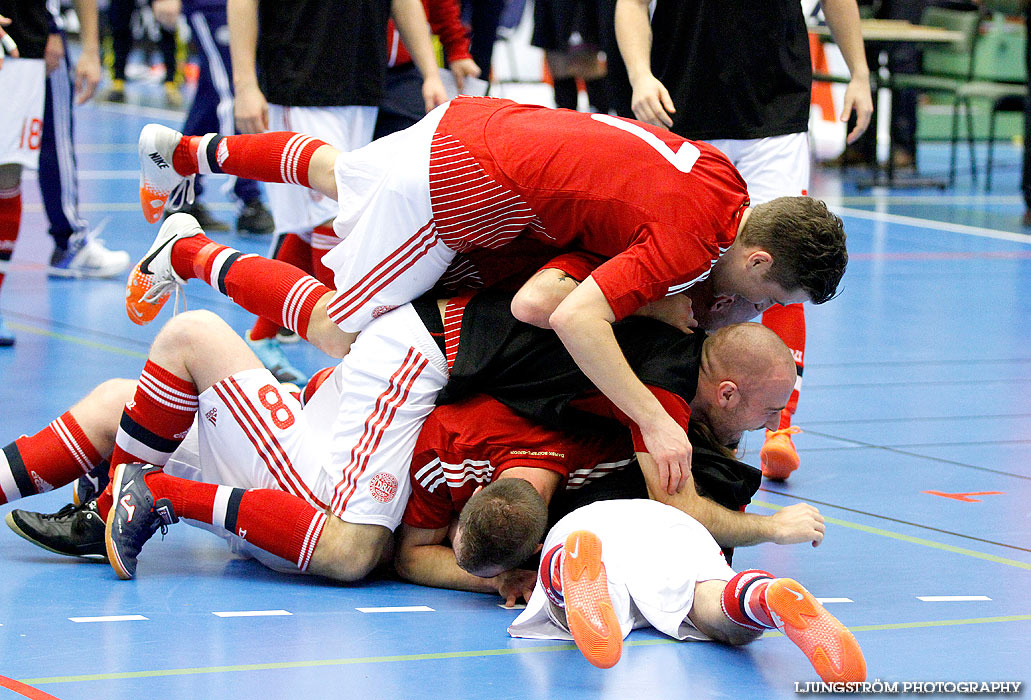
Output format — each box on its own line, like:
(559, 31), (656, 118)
(465, 0), (505, 76)
(107, 0), (134, 99)
(1022, 6), (1031, 224)
(158, 23), (181, 107)
(40, 33), (131, 277)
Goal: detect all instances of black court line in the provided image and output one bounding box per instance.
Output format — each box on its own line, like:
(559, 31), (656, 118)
(804, 378), (1031, 389)
(808, 357), (1031, 369)
(758, 487), (1031, 554)
(802, 412), (1031, 426)
(797, 429), (1031, 481)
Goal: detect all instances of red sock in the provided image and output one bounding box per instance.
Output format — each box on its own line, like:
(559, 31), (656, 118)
(761, 303), (805, 427)
(0, 186), (22, 291)
(109, 360), (198, 469)
(0, 412), (103, 504)
(173, 132), (328, 187)
(249, 232), (316, 341)
(310, 223), (338, 286)
(145, 471), (327, 571)
(170, 234), (329, 338)
(721, 569), (777, 630)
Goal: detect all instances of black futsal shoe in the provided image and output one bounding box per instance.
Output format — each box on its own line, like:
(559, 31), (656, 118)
(106, 463), (179, 580)
(5, 500), (108, 561)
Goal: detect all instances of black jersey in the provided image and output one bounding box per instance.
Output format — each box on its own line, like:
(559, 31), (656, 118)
(256, 0), (391, 107)
(0, 0), (50, 59)
(649, 0), (811, 141)
(436, 291), (704, 433)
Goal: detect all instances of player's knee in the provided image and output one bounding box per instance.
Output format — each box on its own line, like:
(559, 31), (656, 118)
(92, 378), (137, 416)
(308, 518), (390, 583)
(154, 310), (231, 351)
(0, 163), (22, 189)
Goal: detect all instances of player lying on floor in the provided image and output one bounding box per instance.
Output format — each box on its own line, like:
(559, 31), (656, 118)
(134, 102), (849, 500)
(3, 305), (821, 584)
(507, 500), (866, 683)
(395, 396), (825, 605)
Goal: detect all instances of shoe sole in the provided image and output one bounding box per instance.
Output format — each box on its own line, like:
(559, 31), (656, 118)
(104, 463), (136, 580)
(561, 530), (622, 669)
(139, 124), (182, 224)
(4, 511), (108, 562)
(766, 578), (866, 683)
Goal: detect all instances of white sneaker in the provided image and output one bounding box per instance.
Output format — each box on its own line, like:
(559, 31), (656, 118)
(125, 213), (202, 325)
(138, 123), (195, 224)
(49, 225), (131, 279)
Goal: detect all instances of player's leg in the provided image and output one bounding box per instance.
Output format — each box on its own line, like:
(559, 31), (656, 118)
(0, 163), (22, 346)
(124, 213), (352, 356)
(559, 529), (623, 668)
(711, 133), (810, 480)
(704, 569), (866, 682)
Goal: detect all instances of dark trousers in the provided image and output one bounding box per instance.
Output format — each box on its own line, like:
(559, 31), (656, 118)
(108, 0), (177, 83)
(1022, 8), (1031, 209)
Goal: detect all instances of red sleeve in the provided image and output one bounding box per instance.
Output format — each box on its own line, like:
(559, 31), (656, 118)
(568, 386), (691, 453)
(425, 0), (473, 63)
(589, 221), (723, 321)
(537, 251), (609, 283)
(402, 471), (455, 530)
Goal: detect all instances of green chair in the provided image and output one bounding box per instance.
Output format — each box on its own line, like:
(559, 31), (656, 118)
(890, 7), (983, 186)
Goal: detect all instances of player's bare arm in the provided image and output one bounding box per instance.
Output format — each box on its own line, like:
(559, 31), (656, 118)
(227, 0), (268, 133)
(72, 0), (101, 102)
(511, 267), (582, 328)
(637, 452), (825, 548)
(391, 0), (447, 112)
(615, 0), (675, 128)
(821, 0), (873, 144)
(550, 277), (692, 495)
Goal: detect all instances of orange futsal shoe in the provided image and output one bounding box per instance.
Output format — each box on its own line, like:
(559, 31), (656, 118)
(561, 530), (622, 669)
(766, 578), (866, 683)
(125, 213), (201, 325)
(760, 426), (802, 480)
(138, 123), (195, 223)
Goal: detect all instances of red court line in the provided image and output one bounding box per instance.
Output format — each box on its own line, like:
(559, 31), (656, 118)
(0, 676), (62, 700)
(850, 251), (1031, 261)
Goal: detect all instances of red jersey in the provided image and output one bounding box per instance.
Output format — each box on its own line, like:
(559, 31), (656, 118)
(403, 395), (634, 530)
(428, 97), (749, 319)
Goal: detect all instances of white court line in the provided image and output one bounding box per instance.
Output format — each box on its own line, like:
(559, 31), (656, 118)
(835, 206), (1031, 245)
(69, 615), (149, 622)
(356, 606), (435, 613)
(21, 170), (143, 181)
(917, 596), (992, 602)
(497, 603), (527, 610)
(212, 610), (292, 618)
(816, 598), (854, 604)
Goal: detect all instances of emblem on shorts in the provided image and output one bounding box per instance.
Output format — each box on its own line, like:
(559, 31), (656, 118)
(369, 472), (399, 503)
(205, 407), (218, 426)
(371, 305), (398, 319)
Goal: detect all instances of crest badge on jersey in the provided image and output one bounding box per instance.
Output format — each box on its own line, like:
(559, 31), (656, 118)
(369, 472), (399, 503)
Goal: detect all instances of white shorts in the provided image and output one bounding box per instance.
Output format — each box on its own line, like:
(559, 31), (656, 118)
(265, 104), (378, 233)
(169, 304), (446, 531)
(322, 102), (455, 333)
(508, 500), (735, 642)
(0, 59), (46, 169)
(705, 132), (810, 205)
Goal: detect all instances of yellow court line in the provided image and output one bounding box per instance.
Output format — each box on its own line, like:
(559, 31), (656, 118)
(7, 322), (148, 360)
(750, 500), (1031, 570)
(19, 615), (1031, 685)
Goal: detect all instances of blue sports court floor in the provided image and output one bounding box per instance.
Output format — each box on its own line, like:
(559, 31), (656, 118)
(0, 93), (1028, 699)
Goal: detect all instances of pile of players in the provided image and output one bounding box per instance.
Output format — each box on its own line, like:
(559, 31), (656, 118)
(1, 99), (865, 683)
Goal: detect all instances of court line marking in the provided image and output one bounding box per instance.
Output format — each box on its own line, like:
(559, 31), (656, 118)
(835, 206), (1031, 245)
(917, 596), (991, 602)
(68, 615), (148, 623)
(816, 598), (853, 604)
(356, 606), (435, 613)
(19, 615), (1031, 685)
(0, 675), (63, 700)
(751, 500), (1031, 567)
(829, 195), (1023, 206)
(212, 610), (292, 618)
(6, 322), (148, 360)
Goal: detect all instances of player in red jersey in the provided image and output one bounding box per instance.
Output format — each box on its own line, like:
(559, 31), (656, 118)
(132, 97), (848, 500)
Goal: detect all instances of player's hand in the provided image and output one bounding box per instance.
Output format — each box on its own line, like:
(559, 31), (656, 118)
(422, 73), (448, 113)
(235, 83), (269, 134)
(640, 415), (692, 495)
(0, 14), (19, 71)
(630, 73), (675, 129)
(841, 74), (873, 144)
(769, 503), (825, 547)
(494, 568), (537, 608)
(74, 49), (101, 103)
(449, 58), (481, 92)
(44, 33), (64, 74)
(632, 294), (696, 334)
(152, 0), (181, 30)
